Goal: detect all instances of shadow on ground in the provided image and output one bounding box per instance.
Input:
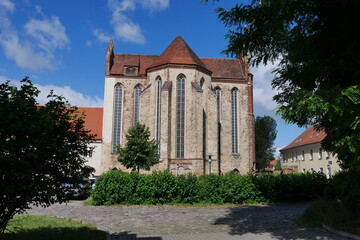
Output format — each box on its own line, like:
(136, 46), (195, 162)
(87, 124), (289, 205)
(2, 226), (108, 240)
(108, 232), (162, 240)
(212, 203), (343, 240)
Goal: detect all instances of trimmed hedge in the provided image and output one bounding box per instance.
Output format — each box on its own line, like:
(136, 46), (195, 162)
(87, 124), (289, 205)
(91, 171), (328, 205)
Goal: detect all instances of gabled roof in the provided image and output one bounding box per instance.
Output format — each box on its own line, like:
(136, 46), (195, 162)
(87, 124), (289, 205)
(77, 107), (103, 140)
(107, 36), (248, 79)
(281, 125), (326, 151)
(148, 35), (209, 70)
(110, 54), (158, 76)
(201, 58), (246, 80)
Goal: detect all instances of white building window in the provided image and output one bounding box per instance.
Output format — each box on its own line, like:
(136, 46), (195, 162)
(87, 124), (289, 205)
(318, 148), (323, 160)
(112, 84), (123, 152)
(155, 77), (162, 149)
(326, 151), (330, 159)
(133, 84), (142, 126)
(231, 88), (239, 154)
(302, 151), (305, 161)
(310, 149), (313, 160)
(176, 74), (185, 158)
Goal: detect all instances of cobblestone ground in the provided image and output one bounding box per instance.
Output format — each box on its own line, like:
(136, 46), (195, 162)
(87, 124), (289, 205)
(26, 201), (348, 240)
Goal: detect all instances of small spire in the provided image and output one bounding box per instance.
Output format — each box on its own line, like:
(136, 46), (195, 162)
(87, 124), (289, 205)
(105, 40), (114, 76)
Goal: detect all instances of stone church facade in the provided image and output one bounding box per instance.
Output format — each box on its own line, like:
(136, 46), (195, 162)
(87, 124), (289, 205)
(100, 36), (255, 175)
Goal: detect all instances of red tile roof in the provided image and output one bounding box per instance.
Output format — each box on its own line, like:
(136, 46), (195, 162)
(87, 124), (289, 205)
(148, 35), (208, 70)
(201, 58), (246, 80)
(110, 54), (158, 76)
(108, 36), (246, 79)
(281, 126), (326, 151)
(77, 107), (103, 140)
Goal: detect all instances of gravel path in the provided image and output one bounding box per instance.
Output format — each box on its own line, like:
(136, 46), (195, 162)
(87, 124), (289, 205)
(25, 201), (348, 239)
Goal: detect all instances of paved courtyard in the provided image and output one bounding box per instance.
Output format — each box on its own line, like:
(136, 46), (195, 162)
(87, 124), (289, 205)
(26, 201), (348, 240)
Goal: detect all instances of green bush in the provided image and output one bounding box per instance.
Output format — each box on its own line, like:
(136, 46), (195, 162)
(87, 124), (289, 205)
(175, 174), (199, 203)
(251, 172), (328, 202)
(325, 170), (360, 213)
(91, 171), (329, 205)
(91, 170), (136, 205)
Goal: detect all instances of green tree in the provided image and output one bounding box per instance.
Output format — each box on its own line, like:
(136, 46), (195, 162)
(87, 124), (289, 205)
(117, 123), (159, 172)
(0, 78), (94, 235)
(255, 116), (277, 170)
(204, 0), (360, 172)
(275, 159), (282, 171)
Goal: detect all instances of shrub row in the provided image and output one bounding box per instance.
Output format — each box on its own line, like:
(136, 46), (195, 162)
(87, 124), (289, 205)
(91, 171), (328, 205)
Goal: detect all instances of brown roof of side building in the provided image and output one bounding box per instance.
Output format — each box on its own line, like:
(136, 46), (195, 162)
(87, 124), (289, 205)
(280, 125), (326, 151)
(77, 107), (103, 140)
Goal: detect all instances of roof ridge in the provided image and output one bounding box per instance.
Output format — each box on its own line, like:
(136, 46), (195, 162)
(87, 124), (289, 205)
(200, 57), (239, 61)
(281, 125), (326, 151)
(148, 36), (208, 70)
(115, 53), (158, 57)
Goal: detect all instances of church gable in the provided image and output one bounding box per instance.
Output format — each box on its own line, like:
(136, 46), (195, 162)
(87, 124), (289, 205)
(106, 35), (248, 81)
(101, 36), (255, 175)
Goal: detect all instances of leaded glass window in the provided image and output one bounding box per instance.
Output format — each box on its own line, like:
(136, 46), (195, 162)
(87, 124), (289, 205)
(231, 88), (239, 154)
(214, 87), (221, 122)
(155, 77), (162, 149)
(176, 74), (185, 158)
(200, 77), (205, 88)
(112, 84), (123, 152)
(133, 84), (142, 126)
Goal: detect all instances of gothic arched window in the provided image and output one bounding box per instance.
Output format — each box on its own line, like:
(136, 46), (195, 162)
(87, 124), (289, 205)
(176, 74), (186, 158)
(214, 87), (221, 123)
(200, 77), (205, 88)
(155, 77), (162, 148)
(231, 88), (239, 154)
(133, 84), (142, 125)
(112, 83), (123, 152)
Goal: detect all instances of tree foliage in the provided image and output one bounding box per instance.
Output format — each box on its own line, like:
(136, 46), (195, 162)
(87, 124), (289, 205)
(207, 0), (360, 171)
(255, 116), (277, 170)
(0, 78), (94, 235)
(117, 123), (159, 172)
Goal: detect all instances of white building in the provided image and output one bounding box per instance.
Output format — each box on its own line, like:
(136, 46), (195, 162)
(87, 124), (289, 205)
(280, 126), (341, 178)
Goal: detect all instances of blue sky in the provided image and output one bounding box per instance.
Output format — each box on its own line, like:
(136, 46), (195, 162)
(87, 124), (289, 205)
(0, 0), (305, 155)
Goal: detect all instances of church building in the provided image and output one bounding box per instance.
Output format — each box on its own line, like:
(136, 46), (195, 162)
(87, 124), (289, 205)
(97, 35), (255, 175)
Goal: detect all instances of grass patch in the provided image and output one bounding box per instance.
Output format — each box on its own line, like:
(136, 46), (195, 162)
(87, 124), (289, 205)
(83, 197), (95, 206)
(297, 200), (360, 236)
(3, 215), (107, 240)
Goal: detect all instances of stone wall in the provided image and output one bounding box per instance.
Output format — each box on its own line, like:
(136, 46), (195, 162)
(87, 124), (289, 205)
(100, 67), (254, 175)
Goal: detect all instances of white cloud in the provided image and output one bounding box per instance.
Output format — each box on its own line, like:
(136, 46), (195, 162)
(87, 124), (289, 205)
(93, 28), (112, 43)
(275, 145), (286, 158)
(0, 1), (69, 72)
(25, 16), (70, 52)
(0, 0), (15, 12)
(93, 0), (169, 44)
(85, 40), (93, 47)
(250, 61), (280, 117)
(140, 0), (169, 11)
(1, 77), (103, 107)
(0, 33), (55, 71)
(34, 84), (103, 107)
